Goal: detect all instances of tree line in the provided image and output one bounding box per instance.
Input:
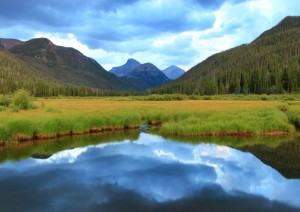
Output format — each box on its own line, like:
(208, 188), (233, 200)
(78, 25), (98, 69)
(151, 26), (300, 95)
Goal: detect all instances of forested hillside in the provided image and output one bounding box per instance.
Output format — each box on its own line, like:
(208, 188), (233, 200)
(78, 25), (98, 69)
(8, 38), (134, 91)
(0, 50), (128, 96)
(151, 16), (300, 95)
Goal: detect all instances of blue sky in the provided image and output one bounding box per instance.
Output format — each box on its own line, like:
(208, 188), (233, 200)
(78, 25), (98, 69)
(0, 0), (299, 71)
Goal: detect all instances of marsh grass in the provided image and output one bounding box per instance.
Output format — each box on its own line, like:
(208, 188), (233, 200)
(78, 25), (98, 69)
(0, 97), (298, 142)
(157, 108), (295, 136)
(288, 106), (300, 129)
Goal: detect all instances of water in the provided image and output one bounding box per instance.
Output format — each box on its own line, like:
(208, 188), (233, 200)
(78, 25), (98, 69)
(0, 132), (299, 211)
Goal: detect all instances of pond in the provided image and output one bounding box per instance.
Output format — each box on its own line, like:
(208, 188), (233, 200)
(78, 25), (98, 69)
(0, 131), (299, 211)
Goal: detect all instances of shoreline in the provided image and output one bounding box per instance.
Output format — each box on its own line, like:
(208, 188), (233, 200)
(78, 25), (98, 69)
(0, 121), (295, 147)
(0, 98), (298, 145)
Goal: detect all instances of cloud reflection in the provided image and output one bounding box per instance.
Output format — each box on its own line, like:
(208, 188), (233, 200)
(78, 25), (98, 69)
(0, 132), (299, 211)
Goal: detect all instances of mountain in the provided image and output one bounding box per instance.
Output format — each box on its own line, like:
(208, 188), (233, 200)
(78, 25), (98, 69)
(254, 16), (300, 41)
(8, 38), (134, 91)
(110, 58), (140, 77)
(151, 16), (300, 95)
(0, 38), (23, 50)
(162, 65), (185, 80)
(0, 50), (96, 96)
(122, 63), (170, 90)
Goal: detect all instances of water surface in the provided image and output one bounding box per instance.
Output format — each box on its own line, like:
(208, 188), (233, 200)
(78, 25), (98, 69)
(0, 132), (299, 211)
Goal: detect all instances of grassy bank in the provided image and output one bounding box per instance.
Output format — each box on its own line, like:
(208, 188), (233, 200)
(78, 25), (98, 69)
(0, 96), (298, 143)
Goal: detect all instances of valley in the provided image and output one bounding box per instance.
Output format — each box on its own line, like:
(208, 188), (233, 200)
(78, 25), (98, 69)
(0, 2), (300, 210)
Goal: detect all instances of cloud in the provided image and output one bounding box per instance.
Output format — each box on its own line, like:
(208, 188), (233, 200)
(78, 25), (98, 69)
(0, 0), (299, 70)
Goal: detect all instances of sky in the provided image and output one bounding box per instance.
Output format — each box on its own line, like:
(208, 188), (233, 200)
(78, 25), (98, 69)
(0, 0), (299, 71)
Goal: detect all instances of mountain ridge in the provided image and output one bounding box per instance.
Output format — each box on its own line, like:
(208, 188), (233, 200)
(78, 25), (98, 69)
(122, 63), (170, 90)
(151, 16), (300, 95)
(0, 38), (23, 50)
(9, 38), (135, 91)
(110, 58), (140, 77)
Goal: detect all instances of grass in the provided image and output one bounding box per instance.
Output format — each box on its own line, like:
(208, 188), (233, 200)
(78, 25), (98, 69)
(158, 108), (294, 136)
(287, 105), (300, 128)
(0, 95), (299, 142)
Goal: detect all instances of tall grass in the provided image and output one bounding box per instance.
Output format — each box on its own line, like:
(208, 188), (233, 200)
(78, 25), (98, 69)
(0, 110), (142, 142)
(287, 106), (300, 129)
(157, 108), (295, 136)
(0, 97), (298, 142)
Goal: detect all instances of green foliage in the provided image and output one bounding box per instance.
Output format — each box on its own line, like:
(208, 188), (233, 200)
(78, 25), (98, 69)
(0, 106), (7, 112)
(0, 95), (11, 107)
(12, 89), (34, 110)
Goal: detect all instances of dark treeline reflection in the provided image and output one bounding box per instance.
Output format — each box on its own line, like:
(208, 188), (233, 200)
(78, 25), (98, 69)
(158, 133), (300, 179)
(0, 130), (139, 164)
(240, 139), (300, 179)
(0, 180), (297, 212)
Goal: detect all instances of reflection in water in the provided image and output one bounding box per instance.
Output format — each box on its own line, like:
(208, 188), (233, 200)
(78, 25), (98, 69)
(0, 133), (299, 211)
(240, 141), (300, 179)
(157, 133), (300, 179)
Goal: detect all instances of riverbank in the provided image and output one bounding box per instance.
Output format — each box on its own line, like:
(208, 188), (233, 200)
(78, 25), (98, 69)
(0, 97), (299, 143)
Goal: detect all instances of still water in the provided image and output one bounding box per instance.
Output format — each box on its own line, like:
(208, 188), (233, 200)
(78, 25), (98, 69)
(0, 132), (299, 211)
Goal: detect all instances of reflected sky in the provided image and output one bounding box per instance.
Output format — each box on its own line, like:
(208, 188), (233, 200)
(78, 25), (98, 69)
(0, 133), (299, 211)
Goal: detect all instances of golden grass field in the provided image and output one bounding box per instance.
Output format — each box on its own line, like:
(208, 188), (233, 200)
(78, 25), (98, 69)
(0, 97), (299, 142)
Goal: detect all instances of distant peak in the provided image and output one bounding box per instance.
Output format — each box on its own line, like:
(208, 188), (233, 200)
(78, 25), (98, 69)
(28, 37), (55, 46)
(126, 58), (140, 64)
(139, 62), (159, 69)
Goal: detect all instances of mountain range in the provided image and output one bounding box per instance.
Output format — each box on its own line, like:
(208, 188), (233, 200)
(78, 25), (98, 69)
(151, 16), (300, 95)
(110, 58), (141, 77)
(0, 38), (183, 94)
(109, 58), (184, 90)
(0, 16), (299, 96)
(0, 37), (137, 95)
(121, 62), (171, 90)
(9, 38), (134, 90)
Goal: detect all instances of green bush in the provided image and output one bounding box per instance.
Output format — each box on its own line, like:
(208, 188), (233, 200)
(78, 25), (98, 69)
(0, 95), (11, 107)
(0, 106), (7, 112)
(12, 89), (34, 110)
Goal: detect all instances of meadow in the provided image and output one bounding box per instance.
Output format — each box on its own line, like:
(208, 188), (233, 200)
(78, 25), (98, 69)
(0, 94), (299, 143)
